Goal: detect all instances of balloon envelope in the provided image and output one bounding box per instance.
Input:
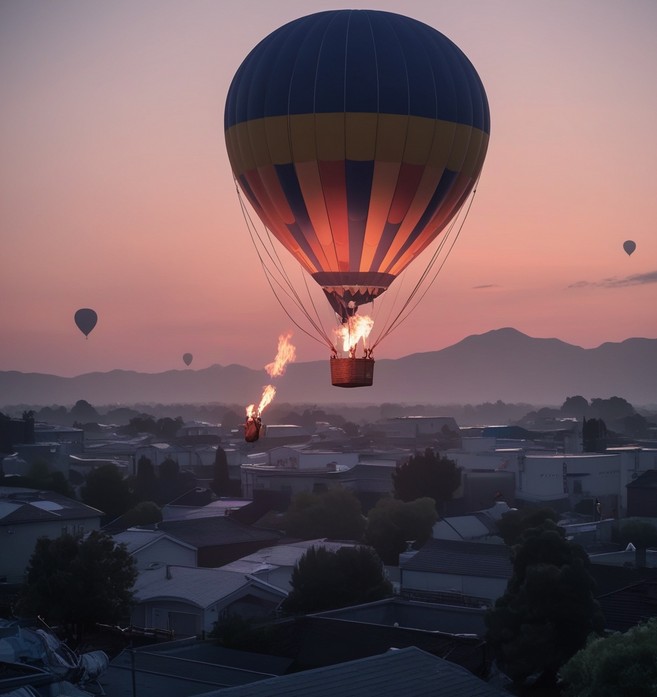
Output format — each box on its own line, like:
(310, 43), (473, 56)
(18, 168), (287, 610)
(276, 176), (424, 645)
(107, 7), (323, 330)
(182, 353), (193, 366)
(74, 308), (97, 337)
(623, 240), (636, 256)
(225, 9), (490, 320)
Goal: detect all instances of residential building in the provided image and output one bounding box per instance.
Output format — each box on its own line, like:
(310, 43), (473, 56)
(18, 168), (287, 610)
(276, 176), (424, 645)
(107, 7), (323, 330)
(112, 528), (197, 571)
(198, 646), (509, 697)
(130, 564), (287, 636)
(399, 538), (513, 607)
(0, 487), (102, 583)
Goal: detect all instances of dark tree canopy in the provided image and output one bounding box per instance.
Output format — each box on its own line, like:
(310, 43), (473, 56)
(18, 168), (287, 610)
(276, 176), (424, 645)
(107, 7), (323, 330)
(16, 530), (137, 635)
(365, 496), (437, 565)
(282, 545), (392, 614)
(211, 446), (231, 496)
(485, 519), (604, 687)
(560, 618), (657, 697)
(496, 506), (559, 546)
(582, 417), (608, 452)
(392, 448), (461, 512)
(80, 464), (133, 522)
(283, 488), (366, 541)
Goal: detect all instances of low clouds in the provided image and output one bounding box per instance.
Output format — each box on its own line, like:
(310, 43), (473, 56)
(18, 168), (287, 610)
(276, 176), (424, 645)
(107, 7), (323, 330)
(568, 270), (657, 289)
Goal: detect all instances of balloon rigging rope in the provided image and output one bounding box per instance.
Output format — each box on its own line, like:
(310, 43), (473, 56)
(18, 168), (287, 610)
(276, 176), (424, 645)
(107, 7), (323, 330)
(370, 178), (481, 350)
(234, 181), (335, 350)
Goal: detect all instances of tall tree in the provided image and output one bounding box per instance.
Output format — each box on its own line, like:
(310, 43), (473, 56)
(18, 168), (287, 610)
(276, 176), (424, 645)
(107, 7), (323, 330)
(392, 448), (461, 513)
(211, 446), (231, 496)
(80, 464), (133, 522)
(365, 496), (437, 565)
(582, 417), (608, 452)
(282, 545), (392, 614)
(485, 519), (604, 688)
(16, 530), (137, 640)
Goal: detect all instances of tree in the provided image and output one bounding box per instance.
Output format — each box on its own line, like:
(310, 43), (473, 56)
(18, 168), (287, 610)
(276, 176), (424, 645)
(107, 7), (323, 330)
(122, 501), (162, 527)
(496, 506), (559, 546)
(80, 464), (133, 522)
(365, 496), (437, 565)
(392, 448), (461, 512)
(485, 519), (604, 687)
(134, 455), (157, 500)
(582, 417), (608, 452)
(282, 545), (392, 614)
(561, 395), (589, 417)
(16, 530), (137, 639)
(560, 619), (657, 697)
(282, 488), (366, 541)
(69, 399), (99, 424)
(211, 446), (231, 496)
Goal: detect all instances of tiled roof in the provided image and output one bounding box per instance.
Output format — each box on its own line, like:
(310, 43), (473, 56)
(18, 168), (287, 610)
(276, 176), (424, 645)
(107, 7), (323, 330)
(113, 528), (196, 554)
(627, 469), (657, 489)
(157, 516), (281, 547)
(0, 487), (102, 525)
(198, 646), (509, 696)
(401, 539), (512, 579)
(597, 580), (657, 631)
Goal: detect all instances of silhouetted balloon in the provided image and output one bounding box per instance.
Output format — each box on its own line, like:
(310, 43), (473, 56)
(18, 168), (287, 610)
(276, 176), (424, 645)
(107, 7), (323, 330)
(623, 240), (636, 256)
(182, 353), (193, 366)
(74, 308), (97, 338)
(225, 9), (490, 323)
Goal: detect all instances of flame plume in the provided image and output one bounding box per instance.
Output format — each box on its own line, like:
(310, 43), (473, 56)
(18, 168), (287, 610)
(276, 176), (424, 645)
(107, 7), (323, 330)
(246, 333), (296, 420)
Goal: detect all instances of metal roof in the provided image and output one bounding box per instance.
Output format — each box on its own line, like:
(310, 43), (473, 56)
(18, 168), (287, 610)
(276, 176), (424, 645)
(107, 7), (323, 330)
(401, 539), (512, 579)
(133, 565), (285, 609)
(196, 646), (509, 696)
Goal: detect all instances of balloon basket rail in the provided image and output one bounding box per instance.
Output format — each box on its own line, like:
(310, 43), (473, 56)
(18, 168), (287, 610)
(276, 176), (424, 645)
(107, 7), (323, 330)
(330, 358), (375, 388)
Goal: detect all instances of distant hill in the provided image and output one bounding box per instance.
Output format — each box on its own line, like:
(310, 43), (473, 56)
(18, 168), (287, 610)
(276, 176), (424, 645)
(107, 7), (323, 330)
(1, 328), (656, 408)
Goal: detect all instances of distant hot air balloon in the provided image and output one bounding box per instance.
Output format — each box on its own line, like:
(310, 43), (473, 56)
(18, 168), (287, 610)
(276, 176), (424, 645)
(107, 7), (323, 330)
(74, 308), (97, 338)
(623, 240), (636, 256)
(225, 9), (490, 387)
(182, 353), (193, 366)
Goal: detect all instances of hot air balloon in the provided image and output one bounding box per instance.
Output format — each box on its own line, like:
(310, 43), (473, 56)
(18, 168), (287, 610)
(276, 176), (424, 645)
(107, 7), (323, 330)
(225, 10), (490, 386)
(623, 240), (636, 256)
(182, 353), (193, 366)
(74, 308), (98, 338)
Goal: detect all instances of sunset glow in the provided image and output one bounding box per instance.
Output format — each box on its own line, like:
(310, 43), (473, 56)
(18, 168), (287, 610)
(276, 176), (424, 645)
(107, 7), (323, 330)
(1, 1), (656, 377)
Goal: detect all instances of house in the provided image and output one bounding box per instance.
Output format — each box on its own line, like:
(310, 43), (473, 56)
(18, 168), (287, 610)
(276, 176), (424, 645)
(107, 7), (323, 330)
(196, 646), (509, 697)
(0, 487), (102, 583)
(399, 539), (512, 606)
(432, 502), (513, 543)
(369, 416), (462, 447)
(596, 580), (657, 632)
(157, 516), (282, 567)
(130, 564), (287, 636)
(100, 639), (292, 696)
(626, 469), (657, 517)
(219, 539), (360, 592)
(112, 528), (197, 571)
(240, 447), (358, 499)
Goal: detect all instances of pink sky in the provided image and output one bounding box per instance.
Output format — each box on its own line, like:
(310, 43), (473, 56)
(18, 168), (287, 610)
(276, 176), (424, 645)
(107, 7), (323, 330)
(2, 0), (656, 377)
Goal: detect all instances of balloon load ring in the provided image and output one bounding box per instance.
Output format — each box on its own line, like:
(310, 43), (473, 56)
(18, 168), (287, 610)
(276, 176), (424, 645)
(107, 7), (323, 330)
(330, 357), (375, 388)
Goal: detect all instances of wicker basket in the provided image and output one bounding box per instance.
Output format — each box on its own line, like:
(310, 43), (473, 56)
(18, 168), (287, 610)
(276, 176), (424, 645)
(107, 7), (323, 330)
(330, 358), (375, 388)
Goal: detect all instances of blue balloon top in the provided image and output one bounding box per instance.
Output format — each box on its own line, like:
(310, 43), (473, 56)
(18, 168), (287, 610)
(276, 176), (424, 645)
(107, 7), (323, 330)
(225, 9), (490, 133)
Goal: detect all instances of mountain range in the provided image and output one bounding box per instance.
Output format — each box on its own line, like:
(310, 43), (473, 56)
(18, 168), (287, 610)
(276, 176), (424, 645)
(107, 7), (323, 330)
(1, 328), (655, 408)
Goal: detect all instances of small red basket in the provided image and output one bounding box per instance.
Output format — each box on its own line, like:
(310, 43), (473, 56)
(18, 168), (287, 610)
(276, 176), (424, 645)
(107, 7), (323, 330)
(330, 358), (375, 388)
